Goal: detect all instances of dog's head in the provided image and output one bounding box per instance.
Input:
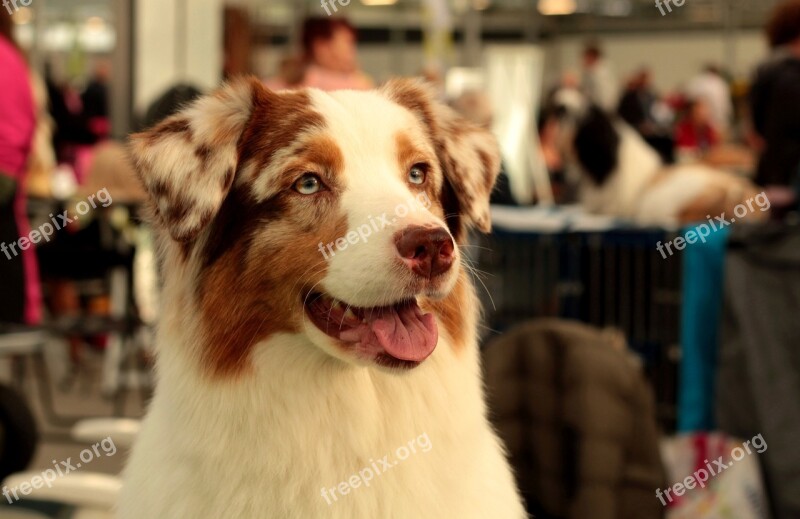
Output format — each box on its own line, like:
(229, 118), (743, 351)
(130, 77), (499, 375)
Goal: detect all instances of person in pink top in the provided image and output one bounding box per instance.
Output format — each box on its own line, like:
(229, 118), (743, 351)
(300, 17), (374, 91)
(0, 9), (42, 325)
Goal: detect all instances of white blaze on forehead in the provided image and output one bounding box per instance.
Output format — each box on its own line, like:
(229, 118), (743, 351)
(307, 89), (441, 224)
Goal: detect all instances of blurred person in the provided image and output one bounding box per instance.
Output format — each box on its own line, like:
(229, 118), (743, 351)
(749, 0), (800, 191)
(617, 69), (660, 135)
(617, 68), (675, 163)
(581, 42), (619, 113)
(543, 70), (580, 108)
(0, 8), (41, 325)
(44, 62), (96, 164)
(300, 17), (373, 91)
(81, 60), (111, 140)
(686, 64), (733, 137)
(675, 98), (720, 160)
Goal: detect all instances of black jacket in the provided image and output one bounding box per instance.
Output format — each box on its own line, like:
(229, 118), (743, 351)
(750, 50), (800, 186)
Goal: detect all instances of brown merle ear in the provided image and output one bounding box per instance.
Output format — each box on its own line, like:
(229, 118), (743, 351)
(128, 77), (261, 243)
(381, 78), (501, 239)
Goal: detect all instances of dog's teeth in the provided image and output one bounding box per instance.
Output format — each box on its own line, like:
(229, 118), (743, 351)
(343, 308), (356, 320)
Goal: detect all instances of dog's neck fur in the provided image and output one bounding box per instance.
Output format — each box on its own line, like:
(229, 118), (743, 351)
(123, 260), (520, 517)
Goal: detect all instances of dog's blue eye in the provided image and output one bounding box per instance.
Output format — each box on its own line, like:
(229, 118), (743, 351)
(408, 165), (427, 185)
(294, 173), (322, 195)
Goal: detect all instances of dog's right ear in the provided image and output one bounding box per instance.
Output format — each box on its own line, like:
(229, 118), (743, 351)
(129, 77), (261, 243)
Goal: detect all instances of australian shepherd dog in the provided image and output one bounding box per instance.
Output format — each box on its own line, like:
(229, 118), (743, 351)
(118, 77), (526, 519)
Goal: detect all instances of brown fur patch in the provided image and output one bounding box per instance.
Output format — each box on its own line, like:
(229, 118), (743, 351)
(197, 184), (349, 378)
(383, 80), (438, 132)
(195, 92), (349, 377)
(239, 88), (326, 180)
(146, 118), (191, 144)
(275, 134), (346, 193)
(394, 131), (441, 209)
(396, 132), (424, 168)
(424, 271), (470, 353)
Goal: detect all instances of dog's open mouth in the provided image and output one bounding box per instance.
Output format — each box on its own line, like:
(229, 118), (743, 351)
(304, 292), (438, 369)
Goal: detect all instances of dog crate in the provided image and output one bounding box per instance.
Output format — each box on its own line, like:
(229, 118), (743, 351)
(475, 209), (682, 431)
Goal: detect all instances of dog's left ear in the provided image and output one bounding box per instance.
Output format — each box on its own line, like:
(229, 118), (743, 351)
(382, 78), (501, 239)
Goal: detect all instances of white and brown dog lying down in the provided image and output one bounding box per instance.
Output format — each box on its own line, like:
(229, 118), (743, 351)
(550, 89), (768, 226)
(119, 77), (526, 519)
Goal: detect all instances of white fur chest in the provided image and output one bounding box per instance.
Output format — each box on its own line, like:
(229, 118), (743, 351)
(119, 329), (525, 519)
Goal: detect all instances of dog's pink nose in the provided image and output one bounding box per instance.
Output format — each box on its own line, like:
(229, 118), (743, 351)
(395, 226), (455, 278)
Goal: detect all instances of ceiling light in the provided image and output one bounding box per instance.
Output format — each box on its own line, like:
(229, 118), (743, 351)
(86, 16), (106, 29)
(537, 0), (577, 16)
(360, 0), (398, 5)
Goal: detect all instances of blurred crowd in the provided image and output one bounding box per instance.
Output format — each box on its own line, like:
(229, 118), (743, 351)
(539, 0), (800, 207)
(3, 1), (800, 330)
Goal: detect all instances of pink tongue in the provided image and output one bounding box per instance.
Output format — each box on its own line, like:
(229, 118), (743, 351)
(364, 303), (438, 362)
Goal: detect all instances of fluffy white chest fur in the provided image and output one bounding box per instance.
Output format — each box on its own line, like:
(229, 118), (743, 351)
(118, 286), (524, 518)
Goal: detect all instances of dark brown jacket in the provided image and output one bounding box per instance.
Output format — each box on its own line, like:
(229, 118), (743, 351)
(483, 319), (665, 519)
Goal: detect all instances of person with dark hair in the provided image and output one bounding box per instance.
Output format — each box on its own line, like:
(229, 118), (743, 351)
(300, 17), (373, 91)
(749, 0), (800, 189)
(687, 64), (733, 137)
(617, 68), (675, 163)
(0, 8), (41, 325)
(81, 60), (111, 140)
